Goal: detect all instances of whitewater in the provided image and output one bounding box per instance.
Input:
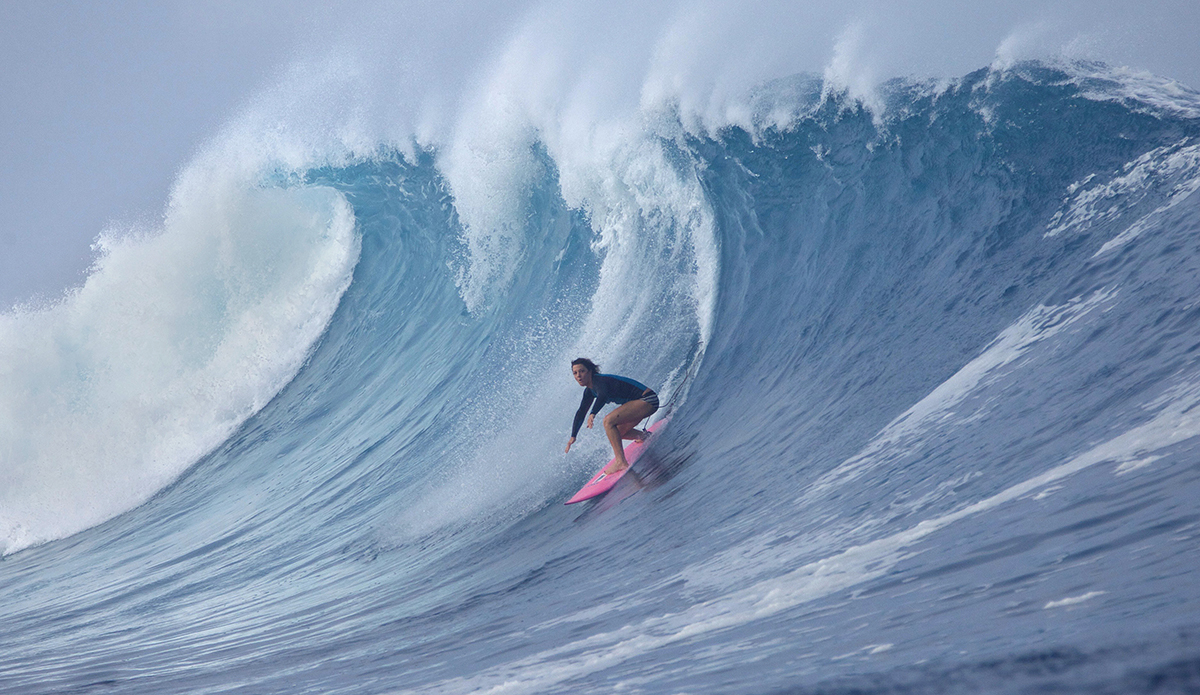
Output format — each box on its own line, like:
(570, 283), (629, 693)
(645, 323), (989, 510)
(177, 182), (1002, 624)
(3, 14), (1200, 695)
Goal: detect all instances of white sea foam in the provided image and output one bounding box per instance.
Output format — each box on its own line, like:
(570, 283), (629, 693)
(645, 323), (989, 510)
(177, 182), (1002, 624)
(1044, 590), (1106, 609)
(0, 178), (359, 555)
(799, 288), (1118, 502)
(1072, 63), (1200, 119)
(1045, 139), (1200, 251)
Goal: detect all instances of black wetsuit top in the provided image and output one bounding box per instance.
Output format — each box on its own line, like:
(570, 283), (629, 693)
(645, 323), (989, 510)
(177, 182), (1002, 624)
(571, 373), (652, 438)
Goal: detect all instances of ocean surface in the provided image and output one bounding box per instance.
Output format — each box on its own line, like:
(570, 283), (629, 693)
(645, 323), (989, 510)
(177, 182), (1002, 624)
(3, 61), (1200, 694)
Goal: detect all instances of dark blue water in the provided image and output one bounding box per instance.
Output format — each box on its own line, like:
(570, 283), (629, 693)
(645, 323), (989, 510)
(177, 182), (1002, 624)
(2, 63), (1200, 694)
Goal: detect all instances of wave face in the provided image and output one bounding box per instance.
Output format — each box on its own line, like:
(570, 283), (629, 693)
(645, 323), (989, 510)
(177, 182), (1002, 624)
(3, 63), (1200, 694)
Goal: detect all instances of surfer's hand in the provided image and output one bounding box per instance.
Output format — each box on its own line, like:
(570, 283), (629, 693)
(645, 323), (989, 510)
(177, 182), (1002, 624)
(586, 414), (594, 429)
(565, 437), (575, 453)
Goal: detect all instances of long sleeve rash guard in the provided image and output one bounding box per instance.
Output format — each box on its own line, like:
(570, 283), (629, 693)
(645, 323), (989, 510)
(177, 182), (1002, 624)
(571, 373), (651, 438)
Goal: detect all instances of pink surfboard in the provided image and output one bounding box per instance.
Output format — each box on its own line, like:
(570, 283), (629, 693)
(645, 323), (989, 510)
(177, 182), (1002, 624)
(565, 418), (668, 504)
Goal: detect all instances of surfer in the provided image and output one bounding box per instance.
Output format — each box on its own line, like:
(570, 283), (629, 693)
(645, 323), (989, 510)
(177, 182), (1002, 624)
(564, 358), (659, 474)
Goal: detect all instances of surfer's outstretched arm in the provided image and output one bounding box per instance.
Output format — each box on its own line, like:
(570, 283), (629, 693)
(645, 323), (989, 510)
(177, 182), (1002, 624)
(567, 389), (595, 453)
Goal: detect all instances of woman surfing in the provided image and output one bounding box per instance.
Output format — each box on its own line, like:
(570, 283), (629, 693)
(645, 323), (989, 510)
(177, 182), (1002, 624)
(564, 358), (659, 474)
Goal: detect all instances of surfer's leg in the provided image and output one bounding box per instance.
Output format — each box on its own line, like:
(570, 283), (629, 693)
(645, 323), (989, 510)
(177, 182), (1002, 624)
(629, 392), (658, 442)
(601, 399), (656, 474)
(617, 422), (648, 442)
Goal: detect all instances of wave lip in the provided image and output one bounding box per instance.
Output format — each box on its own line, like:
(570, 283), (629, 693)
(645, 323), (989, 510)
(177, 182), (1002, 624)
(0, 182), (359, 555)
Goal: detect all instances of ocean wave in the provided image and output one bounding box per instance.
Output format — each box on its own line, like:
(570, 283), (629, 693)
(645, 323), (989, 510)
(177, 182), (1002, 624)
(2, 57), (1199, 695)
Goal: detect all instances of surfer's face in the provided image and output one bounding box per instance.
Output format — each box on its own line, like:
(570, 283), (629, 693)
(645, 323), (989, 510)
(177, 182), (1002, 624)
(572, 364), (592, 387)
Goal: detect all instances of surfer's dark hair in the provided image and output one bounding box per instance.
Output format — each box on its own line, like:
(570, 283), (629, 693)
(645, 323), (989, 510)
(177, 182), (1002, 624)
(571, 357), (599, 375)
